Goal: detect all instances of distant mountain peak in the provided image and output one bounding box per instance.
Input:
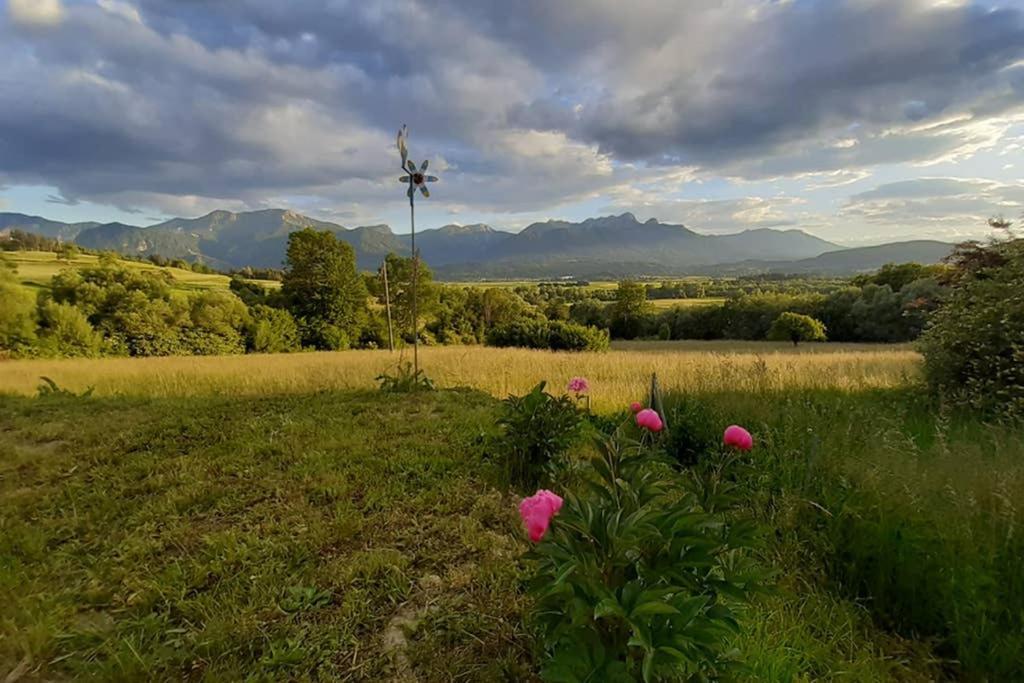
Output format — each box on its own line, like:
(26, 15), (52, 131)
(434, 223), (495, 235)
(10, 206), (946, 280)
(583, 212), (639, 226)
(353, 224), (394, 235)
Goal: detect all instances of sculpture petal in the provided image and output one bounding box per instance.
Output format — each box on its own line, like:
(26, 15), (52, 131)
(397, 125), (408, 164)
(419, 185), (430, 198)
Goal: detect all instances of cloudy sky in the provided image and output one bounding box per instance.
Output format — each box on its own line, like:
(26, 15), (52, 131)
(2, 0), (1023, 244)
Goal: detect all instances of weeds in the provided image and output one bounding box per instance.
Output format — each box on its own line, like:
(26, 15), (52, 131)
(36, 375), (94, 398)
(376, 361), (435, 392)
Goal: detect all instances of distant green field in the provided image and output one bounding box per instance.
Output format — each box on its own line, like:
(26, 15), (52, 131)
(445, 277), (714, 290)
(647, 297), (725, 308)
(3, 251), (278, 293)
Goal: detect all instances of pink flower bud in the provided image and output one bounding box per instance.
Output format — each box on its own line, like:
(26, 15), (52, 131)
(629, 401), (643, 413)
(635, 408), (663, 432)
(723, 425), (753, 451)
(518, 489), (564, 543)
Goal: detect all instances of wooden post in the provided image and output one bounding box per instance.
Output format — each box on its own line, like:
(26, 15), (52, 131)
(382, 259), (395, 352)
(650, 373), (668, 431)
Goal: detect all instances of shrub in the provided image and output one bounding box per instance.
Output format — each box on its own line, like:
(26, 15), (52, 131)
(497, 382), (584, 489)
(0, 261), (37, 353)
(548, 320), (610, 351)
(185, 291), (250, 355)
(524, 436), (763, 680)
(37, 300), (104, 357)
(487, 319), (609, 352)
(920, 238), (1024, 416)
(767, 312), (827, 346)
(247, 305), (301, 353)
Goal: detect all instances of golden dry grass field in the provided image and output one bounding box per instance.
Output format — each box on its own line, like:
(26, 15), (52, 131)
(0, 341), (920, 410)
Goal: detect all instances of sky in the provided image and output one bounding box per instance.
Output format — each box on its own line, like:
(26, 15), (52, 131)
(2, 0), (1023, 245)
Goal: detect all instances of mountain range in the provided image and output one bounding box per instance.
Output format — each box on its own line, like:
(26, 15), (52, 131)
(0, 209), (954, 278)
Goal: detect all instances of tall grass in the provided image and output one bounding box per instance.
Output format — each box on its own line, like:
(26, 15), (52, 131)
(0, 343), (920, 411)
(662, 388), (1024, 679)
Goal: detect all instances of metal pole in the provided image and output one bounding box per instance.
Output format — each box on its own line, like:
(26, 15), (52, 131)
(382, 259), (395, 352)
(410, 196), (419, 376)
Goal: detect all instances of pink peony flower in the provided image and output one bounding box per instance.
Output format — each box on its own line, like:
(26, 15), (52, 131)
(629, 401), (643, 414)
(723, 425), (754, 451)
(567, 377), (589, 394)
(635, 408), (664, 432)
(519, 489), (564, 543)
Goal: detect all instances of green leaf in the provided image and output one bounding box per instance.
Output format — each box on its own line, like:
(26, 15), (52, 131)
(631, 601), (679, 617)
(642, 650), (655, 683)
(594, 597), (625, 619)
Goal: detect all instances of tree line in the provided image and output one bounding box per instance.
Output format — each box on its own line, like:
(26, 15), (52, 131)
(1, 226), (949, 358)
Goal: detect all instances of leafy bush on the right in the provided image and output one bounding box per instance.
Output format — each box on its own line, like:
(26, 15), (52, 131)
(920, 238), (1024, 416)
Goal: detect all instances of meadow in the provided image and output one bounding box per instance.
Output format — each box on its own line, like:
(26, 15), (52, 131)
(0, 342), (918, 410)
(2, 341), (1020, 680)
(5, 251), (278, 293)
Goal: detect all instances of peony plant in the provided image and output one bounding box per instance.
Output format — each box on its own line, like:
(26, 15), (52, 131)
(523, 429), (764, 681)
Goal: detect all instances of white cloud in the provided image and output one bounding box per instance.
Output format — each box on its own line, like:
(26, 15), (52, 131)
(1, 0), (1023, 243)
(97, 0), (142, 24)
(604, 192), (809, 233)
(841, 177), (1024, 229)
(8, 0), (64, 27)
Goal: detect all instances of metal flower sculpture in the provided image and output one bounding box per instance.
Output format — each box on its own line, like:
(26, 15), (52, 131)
(395, 124), (438, 375)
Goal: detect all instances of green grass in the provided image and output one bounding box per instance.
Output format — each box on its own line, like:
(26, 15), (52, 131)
(0, 385), (966, 681)
(0, 390), (529, 680)
(663, 388), (1024, 680)
(4, 251), (278, 294)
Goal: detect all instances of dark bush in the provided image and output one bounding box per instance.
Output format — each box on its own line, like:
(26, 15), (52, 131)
(486, 319), (608, 351)
(920, 238), (1024, 416)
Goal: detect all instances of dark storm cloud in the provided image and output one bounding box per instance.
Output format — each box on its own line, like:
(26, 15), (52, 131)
(1, 0), (1023, 217)
(527, 1), (1024, 172)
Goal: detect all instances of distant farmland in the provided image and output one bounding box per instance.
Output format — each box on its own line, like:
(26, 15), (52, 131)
(4, 250), (279, 293)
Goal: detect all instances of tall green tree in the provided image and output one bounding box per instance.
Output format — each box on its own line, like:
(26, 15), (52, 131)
(282, 228), (368, 350)
(609, 280), (650, 339)
(375, 253), (438, 342)
(767, 311), (827, 346)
